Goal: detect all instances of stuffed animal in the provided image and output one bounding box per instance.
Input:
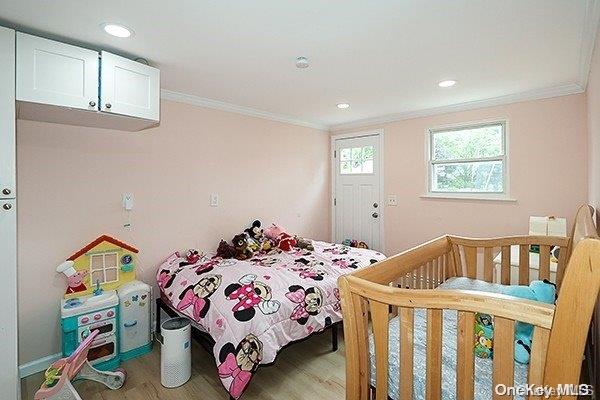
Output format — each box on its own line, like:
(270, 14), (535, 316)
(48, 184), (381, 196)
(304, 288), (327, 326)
(294, 236), (314, 251)
(232, 233), (254, 260)
(244, 220), (264, 241)
(216, 239), (237, 259)
(356, 241), (369, 249)
(501, 279), (556, 364)
(277, 233), (297, 252)
(264, 223), (285, 241)
(474, 313), (494, 359)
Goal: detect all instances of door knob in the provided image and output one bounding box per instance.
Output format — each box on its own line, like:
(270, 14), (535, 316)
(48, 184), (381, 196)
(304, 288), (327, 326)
(105, 103), (112, 109)
(372, 212), (378, 218)
(2, 188), (11, 196)
(3, 203), (12, 210)
(89, 100), (96, 107)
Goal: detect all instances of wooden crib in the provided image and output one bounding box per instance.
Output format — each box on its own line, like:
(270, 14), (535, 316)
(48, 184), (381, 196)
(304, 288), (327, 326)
(339, 205), (599, 400)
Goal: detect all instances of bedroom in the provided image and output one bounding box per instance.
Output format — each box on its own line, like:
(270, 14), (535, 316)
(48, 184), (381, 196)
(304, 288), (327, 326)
(0, 1), (598, 399)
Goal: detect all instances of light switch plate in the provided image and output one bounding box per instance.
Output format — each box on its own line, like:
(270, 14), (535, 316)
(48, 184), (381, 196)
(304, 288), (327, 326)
(387, 194), (398, 206)
(210, 193), (219, 207)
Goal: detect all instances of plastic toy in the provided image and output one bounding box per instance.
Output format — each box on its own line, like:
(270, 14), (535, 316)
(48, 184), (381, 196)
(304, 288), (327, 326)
(474, 313), (493, 358)
(58, 235), (139, 299)
(34, 330), (126, 399)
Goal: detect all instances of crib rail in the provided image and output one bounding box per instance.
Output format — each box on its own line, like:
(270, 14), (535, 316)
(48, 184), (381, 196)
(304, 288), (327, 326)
(340, 236), (600, 400)
(447, 235), (570, 289)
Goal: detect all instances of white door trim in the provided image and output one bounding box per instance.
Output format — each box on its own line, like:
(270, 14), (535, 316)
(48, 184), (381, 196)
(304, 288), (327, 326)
(330, 129), (385, 253)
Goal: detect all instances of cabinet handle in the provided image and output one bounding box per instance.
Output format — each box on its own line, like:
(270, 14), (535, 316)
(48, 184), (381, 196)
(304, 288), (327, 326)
(3, 203), (12, 210)
(89, 100), (96, 107)
(2, 188), (11, 196)
(105, 103), (112, 109)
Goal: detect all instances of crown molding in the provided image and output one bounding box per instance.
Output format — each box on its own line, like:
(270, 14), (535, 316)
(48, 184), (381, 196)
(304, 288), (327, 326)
(160, 89), (328, 131)
(328, 83), (584, 132)
(579, 0), (600, 89)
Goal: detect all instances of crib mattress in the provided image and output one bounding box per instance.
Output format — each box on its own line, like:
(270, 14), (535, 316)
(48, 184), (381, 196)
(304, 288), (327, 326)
(368, 277), (529, 400)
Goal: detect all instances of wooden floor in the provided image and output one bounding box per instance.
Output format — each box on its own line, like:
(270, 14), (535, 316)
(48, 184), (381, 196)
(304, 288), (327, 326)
(21, 330), (346, 400)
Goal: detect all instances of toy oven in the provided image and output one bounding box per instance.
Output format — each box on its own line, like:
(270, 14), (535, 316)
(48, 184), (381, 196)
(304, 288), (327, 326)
(77, 318), (116, 342)
(87, 334), (118, 365)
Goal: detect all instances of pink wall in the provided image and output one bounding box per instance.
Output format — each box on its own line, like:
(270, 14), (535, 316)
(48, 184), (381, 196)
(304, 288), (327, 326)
(336, 94), (588, 254)
(16, 100), (330, 364)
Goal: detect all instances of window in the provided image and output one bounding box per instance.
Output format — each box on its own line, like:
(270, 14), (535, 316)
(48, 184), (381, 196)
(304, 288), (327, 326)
(428, 122), (507, 196)
(90, 252), (119, 285)
(340, 145), (374, 174)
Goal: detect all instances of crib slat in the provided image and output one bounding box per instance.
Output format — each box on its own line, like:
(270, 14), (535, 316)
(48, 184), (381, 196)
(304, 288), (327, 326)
(451, 244), (462, 277)
(456, 311), (475, 400)
(539, 245), (551, 281)
(370, 300), (389, 400)
(419, 265), (426, 289)
(493, 317), (515, 400)
(426, 309), (442, 400)
(484, 247), (494, 282)
(556, 245), (568, 289)
(519, 244), (530, 285)
(501, 246), (511, 284)
(400, 308), (414, 400)
(528, 327), (550, 400)
(464, 246), (477, 278)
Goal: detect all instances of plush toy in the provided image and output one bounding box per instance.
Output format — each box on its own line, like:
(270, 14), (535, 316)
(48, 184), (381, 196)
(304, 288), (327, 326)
(356, 241), (369, 249)
(342, 239), (353, 247)
(474, 313), (494, 359)
(502, 279), (556, 364)
(216, 239), (237, 259)
(245, 220), (263, 241)
(294, 236), (314, 251)
(232, 233), (254, 260)
(264, 223), (285, 241)
(277, 233), (297, 252)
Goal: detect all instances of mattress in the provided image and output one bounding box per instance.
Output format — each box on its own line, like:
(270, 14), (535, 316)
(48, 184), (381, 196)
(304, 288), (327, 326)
(368, 277), (529, 400)
(157, 240), (385, 399)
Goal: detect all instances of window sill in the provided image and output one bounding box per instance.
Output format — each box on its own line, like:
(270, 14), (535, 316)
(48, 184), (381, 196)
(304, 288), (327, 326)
(420, 193), (517, 202)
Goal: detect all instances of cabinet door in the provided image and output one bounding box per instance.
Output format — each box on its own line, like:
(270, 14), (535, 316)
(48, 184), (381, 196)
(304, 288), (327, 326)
(0, 199), (18, 400)
(16, 32), (99, 110)
(101, 51), (160, 121)
(0, 27), (15, 199)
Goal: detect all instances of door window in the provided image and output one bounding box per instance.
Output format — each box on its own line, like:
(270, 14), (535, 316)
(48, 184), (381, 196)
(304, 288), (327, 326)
(340, 145), (374, 174)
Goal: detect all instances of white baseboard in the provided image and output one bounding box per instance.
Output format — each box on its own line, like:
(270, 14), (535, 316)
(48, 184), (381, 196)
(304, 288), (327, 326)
(19, 353), (62, 378)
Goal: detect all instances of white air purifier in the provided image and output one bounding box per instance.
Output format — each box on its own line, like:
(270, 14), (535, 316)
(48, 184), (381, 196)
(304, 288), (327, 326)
(160, 317), (191, 388)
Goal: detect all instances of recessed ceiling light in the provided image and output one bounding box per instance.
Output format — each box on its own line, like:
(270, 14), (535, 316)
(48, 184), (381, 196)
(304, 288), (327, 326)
(337, 103), (350, 109)
(438, 80), (457, 88)
(296, 56), (309, 69)
(102, 23), (133, 38)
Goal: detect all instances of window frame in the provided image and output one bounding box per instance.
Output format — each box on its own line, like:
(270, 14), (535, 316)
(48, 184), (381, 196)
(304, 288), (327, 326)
(89, 251), (120, 285)
(425, 120), (512, 201)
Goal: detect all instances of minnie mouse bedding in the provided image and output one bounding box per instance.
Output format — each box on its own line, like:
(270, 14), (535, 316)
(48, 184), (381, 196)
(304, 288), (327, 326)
(156, 240), (385, 399)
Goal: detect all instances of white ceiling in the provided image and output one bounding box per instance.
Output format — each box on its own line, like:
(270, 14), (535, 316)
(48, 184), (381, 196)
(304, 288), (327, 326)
(0, 0), (597, 130)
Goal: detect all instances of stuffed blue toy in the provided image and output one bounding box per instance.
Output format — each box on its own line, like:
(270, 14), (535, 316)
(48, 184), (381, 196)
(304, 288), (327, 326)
(501, 279), (556, 364)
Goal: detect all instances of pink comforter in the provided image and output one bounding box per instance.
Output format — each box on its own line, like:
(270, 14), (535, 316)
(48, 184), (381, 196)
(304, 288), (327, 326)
(156, 240), (385, 399)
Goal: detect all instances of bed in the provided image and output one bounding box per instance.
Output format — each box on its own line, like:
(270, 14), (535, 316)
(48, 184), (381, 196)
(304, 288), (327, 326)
(156, 240), (385, 399)
(340, 204), (600, 400)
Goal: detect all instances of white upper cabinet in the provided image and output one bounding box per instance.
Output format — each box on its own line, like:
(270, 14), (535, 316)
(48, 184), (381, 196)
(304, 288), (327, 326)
(16, 33), (99, 111)
(100, 52), (160, 121)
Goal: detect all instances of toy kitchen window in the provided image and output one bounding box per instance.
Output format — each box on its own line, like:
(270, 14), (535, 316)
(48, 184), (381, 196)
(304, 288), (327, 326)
(89, 252), (119, 285)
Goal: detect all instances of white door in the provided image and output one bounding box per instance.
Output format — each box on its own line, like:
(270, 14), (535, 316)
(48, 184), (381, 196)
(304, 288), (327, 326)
(100, 51), (160, 121)
(334, 134), (382, 251)
(16, 32), (99, 111)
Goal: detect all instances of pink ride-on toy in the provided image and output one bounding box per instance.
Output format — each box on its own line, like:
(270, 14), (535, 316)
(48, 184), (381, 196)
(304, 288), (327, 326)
(34, 330), (126, 399)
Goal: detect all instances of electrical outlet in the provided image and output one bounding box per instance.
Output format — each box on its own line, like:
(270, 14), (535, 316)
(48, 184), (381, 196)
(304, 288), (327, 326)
(210, 193), (219, 207)
(387, 194), (398, 206)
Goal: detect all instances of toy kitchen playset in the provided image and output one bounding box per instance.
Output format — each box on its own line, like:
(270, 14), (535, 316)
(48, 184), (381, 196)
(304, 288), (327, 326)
(57, 235), (152, 370)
